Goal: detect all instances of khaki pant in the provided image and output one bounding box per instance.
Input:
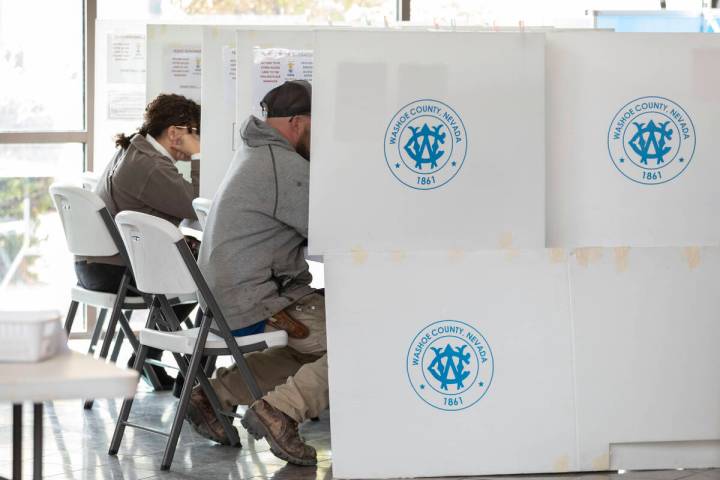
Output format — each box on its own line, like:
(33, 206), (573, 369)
(210, 292), (328, 423)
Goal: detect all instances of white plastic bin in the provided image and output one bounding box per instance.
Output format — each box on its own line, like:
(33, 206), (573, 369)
(0, 310), (65, 363)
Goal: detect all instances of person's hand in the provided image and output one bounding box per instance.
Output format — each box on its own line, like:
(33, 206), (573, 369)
(173, 129), (200, 158)
(172, 150), (191, 161)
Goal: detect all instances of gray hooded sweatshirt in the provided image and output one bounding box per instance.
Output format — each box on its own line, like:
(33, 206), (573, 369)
(197, 116), (313, 331)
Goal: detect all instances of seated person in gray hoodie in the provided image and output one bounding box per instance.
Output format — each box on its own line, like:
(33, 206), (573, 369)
(187, 81), (326, 466)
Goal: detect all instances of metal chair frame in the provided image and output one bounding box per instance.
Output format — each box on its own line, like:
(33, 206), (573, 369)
(60, 203), (191, 407)
(109, 235), (269, 471)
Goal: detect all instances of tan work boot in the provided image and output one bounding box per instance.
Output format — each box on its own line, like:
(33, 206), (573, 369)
(241, 399), (317, 466)
(185, 386), (239, 446)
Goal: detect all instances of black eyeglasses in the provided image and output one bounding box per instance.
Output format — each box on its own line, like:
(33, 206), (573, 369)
(173, 125), (200, 135)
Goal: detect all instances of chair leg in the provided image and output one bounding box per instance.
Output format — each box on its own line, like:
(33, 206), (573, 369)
(64, 300), (79, 336)
(109, 329), (125, 363)
(95, 276), (129, 362)
(85, 272), (131, 410)
(108, 343), (149, 455)
(160, 316), (213, 471)
(87, 309), (107, 356)
(195, 361), (240, 446)
(193, 307), (203, 328)
(172, 352), (240, 447)
(203, 355), (217, 377)
(118, 311), (139, 349)
(117, 310), (163, 390)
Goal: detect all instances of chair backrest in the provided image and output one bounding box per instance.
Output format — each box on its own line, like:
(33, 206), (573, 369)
(49, 183), (119, 257)
(80, 171), (99, 191)
(115, 211), (197, 295)
(192, 197), (212, 230)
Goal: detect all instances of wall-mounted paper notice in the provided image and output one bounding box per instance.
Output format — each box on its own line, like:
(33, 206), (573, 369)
(222, 45), (237, 105)
(163, 46), (202, 101)
(107, 89), (145, 120)
(251, 48), (313, 117)
(108, 34), (146, 84)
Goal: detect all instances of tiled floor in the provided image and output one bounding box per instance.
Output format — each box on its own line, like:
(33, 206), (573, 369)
(1, 351), (719, 480)
(0, 391), (331, 480)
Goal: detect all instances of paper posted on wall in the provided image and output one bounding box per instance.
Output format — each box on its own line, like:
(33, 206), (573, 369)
(107, 34), (146, 85)
(251, 47), (313, 118)
(222, 45), (237, 105)
(107, 89), (145, 120)
(163, 46), (202, 102)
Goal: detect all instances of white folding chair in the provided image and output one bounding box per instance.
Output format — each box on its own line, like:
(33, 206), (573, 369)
(80, 171), (99, 191)
(50, 184), (184, 404)
(109, 211), (287, 471)
(191, 197), (212, 230)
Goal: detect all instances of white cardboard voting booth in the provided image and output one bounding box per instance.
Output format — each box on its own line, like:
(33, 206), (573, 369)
(570, 246), (720, 471)
(308, 30), (546, 255)
(325, 251), (577, 479)
(200, 26), (237, 197)
(197, 28), (317, 199)
(546, 31), (720, 247)
(235, 28), (316, 125)
(324, 248), (720, 478)
(146, 24), (203, 103)
(312, 30), (720, 479)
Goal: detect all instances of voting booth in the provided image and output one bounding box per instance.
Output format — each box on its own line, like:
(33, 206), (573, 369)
(546, 31), (720, 248)
(146, 24), (203, 103)
(200, 26), (237, 197)
(324, 247), (720, 478)
(309, 30), (547, 255)
(307, 29), (720, 479)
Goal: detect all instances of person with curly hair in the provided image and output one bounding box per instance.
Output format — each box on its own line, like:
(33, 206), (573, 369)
(75, 93), (202, 389)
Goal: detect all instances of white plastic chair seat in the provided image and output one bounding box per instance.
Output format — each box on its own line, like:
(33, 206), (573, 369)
(165, 293), (198, 305)
(71, 286), (146, 309)
(70, 286), (196, 310)
(139, 328), (288, 355)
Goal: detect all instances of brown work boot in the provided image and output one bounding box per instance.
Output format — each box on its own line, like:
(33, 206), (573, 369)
(185, 386), (240, 446)
(241, 399), (317, 466)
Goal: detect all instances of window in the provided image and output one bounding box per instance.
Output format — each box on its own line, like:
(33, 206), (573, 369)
(0, 1), (84, 131)
(0, 144), (83, 313)
(0, 0), (90, 332)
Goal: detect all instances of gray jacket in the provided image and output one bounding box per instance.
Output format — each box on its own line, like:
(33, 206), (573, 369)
(197, 116), (313, 330)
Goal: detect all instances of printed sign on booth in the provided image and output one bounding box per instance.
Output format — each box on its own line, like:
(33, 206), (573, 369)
(384, 99), (467, 190)
(607, 96), (696, 185)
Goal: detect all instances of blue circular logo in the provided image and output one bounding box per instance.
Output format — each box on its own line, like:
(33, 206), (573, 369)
(607, 96), (696, 185)
(384, 99), (468, 190)
(406, 320), (494, 411)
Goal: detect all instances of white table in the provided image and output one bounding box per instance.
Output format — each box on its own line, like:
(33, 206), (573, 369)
(0, 351), (138, 480)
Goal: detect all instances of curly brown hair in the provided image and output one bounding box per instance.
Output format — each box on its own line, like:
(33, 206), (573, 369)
(115, 93), (201, 149)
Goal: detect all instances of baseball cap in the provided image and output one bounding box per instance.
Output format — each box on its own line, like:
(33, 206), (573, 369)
(260, 80), (312, 118)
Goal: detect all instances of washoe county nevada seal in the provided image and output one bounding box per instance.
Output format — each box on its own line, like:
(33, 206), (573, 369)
(406, 320), (494, 411)
(607, 96), (696, 185)
(384, 99), (467, 190)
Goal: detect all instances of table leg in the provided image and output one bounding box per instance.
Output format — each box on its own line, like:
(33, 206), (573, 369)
(33, 403), (42, 480)
(12, 403), (21, 480)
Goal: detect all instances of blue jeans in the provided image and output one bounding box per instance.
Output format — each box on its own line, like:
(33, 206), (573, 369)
(231, 321), (265, 337)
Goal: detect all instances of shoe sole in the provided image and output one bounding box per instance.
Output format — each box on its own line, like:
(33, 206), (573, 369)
(185, 404), (240, 447)
(241, 409), (317, 466)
